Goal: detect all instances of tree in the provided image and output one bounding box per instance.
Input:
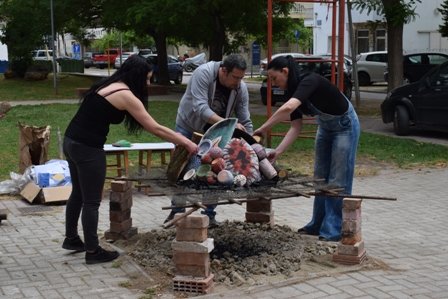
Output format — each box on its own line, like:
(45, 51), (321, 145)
(352, 0), (421, 91)
(438, 0), (448, 37)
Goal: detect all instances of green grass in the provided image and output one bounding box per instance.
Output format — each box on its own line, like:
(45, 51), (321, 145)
(0, 74), (97, 101)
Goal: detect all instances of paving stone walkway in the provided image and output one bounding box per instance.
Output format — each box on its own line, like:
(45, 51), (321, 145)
(1, 166), (447, 298)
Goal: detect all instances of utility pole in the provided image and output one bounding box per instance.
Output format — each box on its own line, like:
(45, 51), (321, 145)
(50, 0), (58, 94)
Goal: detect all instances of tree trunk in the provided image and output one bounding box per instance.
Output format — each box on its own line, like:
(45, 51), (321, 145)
(386, 23), (404, 91)
(153, 32), (170, 85)
(383, 0), (404, 91)
(208, 14), (225, 61)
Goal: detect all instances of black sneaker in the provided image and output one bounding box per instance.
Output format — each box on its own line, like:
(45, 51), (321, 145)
(85, 246), (119, 265)
(62, 236), (85, 252)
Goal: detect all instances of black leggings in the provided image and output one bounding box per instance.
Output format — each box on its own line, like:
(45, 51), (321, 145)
(63, 137), (106, 251)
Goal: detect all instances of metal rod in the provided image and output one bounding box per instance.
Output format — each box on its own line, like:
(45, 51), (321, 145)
(309, 192), (397, 201)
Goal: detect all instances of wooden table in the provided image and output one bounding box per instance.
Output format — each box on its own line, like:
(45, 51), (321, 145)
(104, 142), (175, 179)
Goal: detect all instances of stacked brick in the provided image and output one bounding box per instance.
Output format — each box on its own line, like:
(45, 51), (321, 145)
(333, 198), (367, 265)
(245, 197), (274, 226)
(104, 180), (138, 241)
(172, 215), (214, 294)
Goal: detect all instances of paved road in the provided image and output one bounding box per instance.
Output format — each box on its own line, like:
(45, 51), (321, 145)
(1, 167), (447, 298)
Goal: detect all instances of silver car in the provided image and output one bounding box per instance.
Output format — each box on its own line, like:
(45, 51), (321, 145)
(114, 52), (136, 69)
(356, 51), (388, 86)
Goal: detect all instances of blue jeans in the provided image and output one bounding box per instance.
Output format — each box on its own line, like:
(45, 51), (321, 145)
(303, 102), (360, 241)
(170, 125), (217, 218)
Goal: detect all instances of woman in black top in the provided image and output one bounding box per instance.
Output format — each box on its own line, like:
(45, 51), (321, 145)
(254, 56), (360, 242)
(62, 55), (197, 264)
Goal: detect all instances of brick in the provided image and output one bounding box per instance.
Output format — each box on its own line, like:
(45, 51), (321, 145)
(104, 227), (138, 241)
(176, 228), (208, 242)
(333, 249), (367, 265)
(245, 211), (274, 224)
(246, 198), (272, 213)
(342, 208), (361, 221)
(110, 180), (133, 192)
(175, 264), (210, 278)
(175, 215), (209, 229)
(341, 231), (362, 245)
(109, 209), (131, 222)
(337, 241), (365, 256)
(110, 218), (132, 232)
(173, 274), (214, 294)
(343, 198), (362, 210)
(172, 251), (209, 267)
(110, 188), (132, 202)
(341, 219), (362, 234)
(109, 196), (133, 211)
(171, 238), (214, 253)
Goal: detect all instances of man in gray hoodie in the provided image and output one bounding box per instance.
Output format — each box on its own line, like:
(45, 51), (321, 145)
(175, 54), (253, 136)
(165, 54), (253, 226)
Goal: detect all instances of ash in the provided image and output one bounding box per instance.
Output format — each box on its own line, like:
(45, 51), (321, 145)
(125, 221), (337, 287)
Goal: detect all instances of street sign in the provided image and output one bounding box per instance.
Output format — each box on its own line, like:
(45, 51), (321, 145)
(252, 42), (260, 66)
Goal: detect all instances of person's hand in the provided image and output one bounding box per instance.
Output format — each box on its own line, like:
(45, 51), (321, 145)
(253, 127), (266, 138)
(236, 123), (246, 132)
(267, 148), (280, 163)
(184, 140), (198, 156)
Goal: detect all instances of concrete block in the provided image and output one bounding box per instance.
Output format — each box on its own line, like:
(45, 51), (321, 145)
(110, 180), (133, 192)
(343, 198), (362, 210)
(176, 228), (208, 242)
(246, 198), (272, 213)
(110, 218), (132, 232)
(109, 209), (131, 222)
(175, 215), (209, 229)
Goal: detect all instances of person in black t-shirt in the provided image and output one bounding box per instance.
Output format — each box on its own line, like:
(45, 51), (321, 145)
(62, 55), (197, 264)
(254, 56), (360, 242)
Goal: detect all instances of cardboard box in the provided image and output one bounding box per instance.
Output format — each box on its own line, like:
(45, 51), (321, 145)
(20, 181), (72, 204)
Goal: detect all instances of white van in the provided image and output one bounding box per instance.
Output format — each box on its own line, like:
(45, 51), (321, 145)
(31, 50), (54, 61)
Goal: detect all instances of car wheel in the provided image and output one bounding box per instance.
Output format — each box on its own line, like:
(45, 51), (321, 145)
(393, 105), (410, 136)
(184, 65), (194, 72)
(174, 72), (183, 84)
(358, 72), (371, 86)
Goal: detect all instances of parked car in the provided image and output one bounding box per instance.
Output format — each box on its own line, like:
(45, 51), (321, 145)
(356, 51), (388, 86)
(83, 52), (96, 68)
(114, 52), (136, 69)
(260, 55), (353, 105)
(259, 52), (306, 76)
(144, 54), (183, 84)
(31, 49), (54, 61)
(138, 48), (155, 58)
(384, 52), (448, 84)
(381, 61), (448, 136)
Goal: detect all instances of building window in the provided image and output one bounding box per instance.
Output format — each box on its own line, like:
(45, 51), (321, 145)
(357, 29), (369, 53)
(376, 29), (386, 51)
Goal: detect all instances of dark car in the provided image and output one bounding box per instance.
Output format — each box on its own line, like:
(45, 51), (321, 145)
(144, 54), (183, 85)
(384, 52), (448, 84)
(260, 55), (353, 105)
(381, 61), (448, 136)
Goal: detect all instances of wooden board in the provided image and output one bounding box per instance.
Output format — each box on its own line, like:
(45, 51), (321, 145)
(166, 132), (203, 184)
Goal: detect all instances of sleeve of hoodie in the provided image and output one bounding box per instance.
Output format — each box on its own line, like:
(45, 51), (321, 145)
(189, 65), (216, 123)
(235, 82), (253, 134)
